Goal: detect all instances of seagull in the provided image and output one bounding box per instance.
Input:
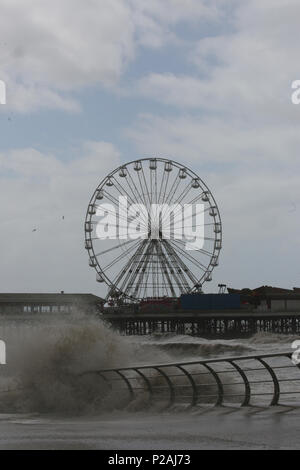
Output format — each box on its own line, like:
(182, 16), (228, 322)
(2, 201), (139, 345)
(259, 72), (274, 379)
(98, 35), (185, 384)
(32, 228), (37, 232)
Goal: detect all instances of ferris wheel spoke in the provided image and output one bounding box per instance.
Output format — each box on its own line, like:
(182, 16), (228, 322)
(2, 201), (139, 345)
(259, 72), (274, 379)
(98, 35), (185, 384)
(96, 224), (148, 234)
(167, 174), (182, 206)
(136, 168), (150, 210)
(119, 239), (150, 295)
(94, 237), (138, 257)
(111, 175), (149, 228)
(111, 175), (136, 206)
(154, 162), (158, 205)
(156, 243), (160, 297)
(187, 192), (210, 206)
(102, 190), (123, 207)
(101, 190), (135, 219)
(159, 241), (189, 293)
(131, 241), (155, 297)
(125, 248), (152, 296)
(159, 172), (183, 222)
(163, 247), (188, 294)
(109, 239), (149, 295)
(150, 165), (153, 207)
(110, 259), (137, 293)
(111, 174), (149, 228)
(169, 240), (209, 271)
(163, 220), (216, 233)
(141, 163), (152, 208)
(122, 168), (142, 204)
(173, 181), (194, 207)
(152, 245), (156, 297)
(160, 216), (217, 241)
(151, 169), (160, 228)
(178, 205), (214, 227)
(170, 237), (214, 258)
(157, 169), (167, 204)
(101, 239), (142, 272)
(94, 199), (132, 227)
(100, 192), (130, 223)
(101, 241), (141, 273)
(162, 170), (180, 206)
(160, 264), (170, 297)
(166, 187), (212, 225)
(161, 239), (198, 286)
(126, 167), (148, 209)
(156, 241), (176, 297)
(95, 221), (148, 233)
(103, 190), (149, 231)
(142, 260), (151, 299)
(162, 186), (204, 224)
(161, 240), (193, 291)
(167, 238), (208, 271)
(155, 246), (175, 295)
(121, 168), (150, 229)
(161, 168), (171, 207)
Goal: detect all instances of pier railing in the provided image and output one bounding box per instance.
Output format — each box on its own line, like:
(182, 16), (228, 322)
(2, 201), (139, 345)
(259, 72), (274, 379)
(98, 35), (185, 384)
(83, 352), (300, 408)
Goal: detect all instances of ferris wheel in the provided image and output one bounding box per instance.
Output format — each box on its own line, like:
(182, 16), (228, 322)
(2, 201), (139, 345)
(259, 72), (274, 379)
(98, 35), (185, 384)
(84, 157), (222, 302)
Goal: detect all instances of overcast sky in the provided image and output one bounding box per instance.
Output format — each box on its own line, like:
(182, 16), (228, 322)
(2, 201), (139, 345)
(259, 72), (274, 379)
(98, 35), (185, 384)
(0, 0), (300, 296)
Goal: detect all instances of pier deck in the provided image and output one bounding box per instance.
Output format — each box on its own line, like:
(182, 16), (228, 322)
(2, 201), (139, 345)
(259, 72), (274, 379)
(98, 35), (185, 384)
(103, 309), (300, 337)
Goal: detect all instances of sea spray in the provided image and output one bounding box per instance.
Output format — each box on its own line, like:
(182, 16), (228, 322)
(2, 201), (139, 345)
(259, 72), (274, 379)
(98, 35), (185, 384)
(0, 314), (171, 413)
(0, 318), (296, 414)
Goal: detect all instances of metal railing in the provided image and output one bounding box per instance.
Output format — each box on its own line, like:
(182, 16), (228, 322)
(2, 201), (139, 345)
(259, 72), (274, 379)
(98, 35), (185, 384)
(82, 352), (300, 408)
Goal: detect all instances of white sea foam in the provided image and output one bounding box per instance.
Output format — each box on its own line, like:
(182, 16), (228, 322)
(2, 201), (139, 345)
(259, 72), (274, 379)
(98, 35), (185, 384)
(0, 315), (295, 413)
(0, 315), (171, 413)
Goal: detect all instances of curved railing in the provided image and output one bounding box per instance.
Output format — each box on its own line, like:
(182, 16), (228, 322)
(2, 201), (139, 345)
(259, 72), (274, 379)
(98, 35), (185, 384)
(82, 352), (300, 408)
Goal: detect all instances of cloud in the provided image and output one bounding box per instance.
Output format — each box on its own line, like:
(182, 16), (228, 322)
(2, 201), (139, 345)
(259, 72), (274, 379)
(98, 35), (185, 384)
(128, 0), (229, 48)
(126, 111), (300, 288)
(126, 113), (300, 165)
(0, 0), (226, 112)
(135, 1), (300, 121)
(0, 141), (121, 294)
(4, 82), (80, 113)
(124, 0), (300, 289)
(0, 0), (135, 112)
(1, 0), (299, 292)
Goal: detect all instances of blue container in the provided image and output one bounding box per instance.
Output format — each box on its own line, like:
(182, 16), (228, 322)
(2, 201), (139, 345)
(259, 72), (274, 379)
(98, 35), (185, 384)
(180, 294), (210, 310)
(211, 294), (240, 310)
(180, 293), (240, 310)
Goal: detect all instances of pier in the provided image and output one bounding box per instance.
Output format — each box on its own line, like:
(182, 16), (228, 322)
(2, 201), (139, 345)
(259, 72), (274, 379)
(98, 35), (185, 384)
(103, 310), (300, 337)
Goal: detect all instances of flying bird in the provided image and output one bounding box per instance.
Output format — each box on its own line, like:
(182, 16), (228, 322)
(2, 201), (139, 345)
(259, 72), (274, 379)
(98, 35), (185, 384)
(32, 228), (37, 232)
